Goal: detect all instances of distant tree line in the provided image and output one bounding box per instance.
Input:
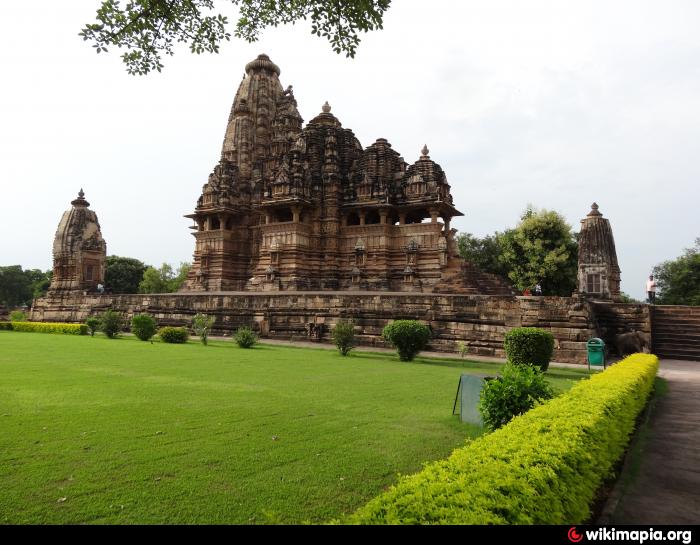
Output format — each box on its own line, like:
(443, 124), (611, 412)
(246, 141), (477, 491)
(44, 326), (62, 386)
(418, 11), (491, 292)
(0, 257), (191, 309)
(652, 238), (700, 306)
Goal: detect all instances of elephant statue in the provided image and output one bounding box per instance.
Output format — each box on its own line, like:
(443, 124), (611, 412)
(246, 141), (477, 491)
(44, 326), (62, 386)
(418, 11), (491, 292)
(611, 331), (650, 357)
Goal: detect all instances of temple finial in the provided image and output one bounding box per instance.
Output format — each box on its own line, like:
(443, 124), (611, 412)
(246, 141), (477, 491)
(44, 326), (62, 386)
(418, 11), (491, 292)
(587, 202), (602, 217)
(322, 101), (331, 113)
(78, 188), (85, 198)
(421, 144), (429, 157)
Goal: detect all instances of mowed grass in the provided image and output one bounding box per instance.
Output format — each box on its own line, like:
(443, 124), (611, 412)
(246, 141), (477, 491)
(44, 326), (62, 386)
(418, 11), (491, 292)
(0, 332), (591, 524)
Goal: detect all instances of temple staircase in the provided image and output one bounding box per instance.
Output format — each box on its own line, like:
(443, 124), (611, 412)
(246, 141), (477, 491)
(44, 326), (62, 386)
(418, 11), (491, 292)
(652, 306), (700, 361)
(433, 258), (515, 296)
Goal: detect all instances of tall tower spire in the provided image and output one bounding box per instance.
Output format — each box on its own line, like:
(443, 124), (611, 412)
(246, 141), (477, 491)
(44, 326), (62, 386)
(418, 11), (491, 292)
(220, 54), (302, 177)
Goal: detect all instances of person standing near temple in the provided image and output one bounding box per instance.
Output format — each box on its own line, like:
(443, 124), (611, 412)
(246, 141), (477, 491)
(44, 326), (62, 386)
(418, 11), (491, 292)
(534, 283), (543, 296)
(646, 274), (657, 304)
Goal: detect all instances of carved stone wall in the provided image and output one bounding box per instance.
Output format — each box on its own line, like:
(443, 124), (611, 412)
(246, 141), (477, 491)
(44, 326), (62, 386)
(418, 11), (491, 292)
(29, 291), (622, 364)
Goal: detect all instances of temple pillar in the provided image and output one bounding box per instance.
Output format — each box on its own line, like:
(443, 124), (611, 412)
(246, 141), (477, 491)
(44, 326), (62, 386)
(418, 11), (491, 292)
(292, 205), (301, 223)
(430, 208), (439, 223)
(399, 213), (406, 225)
(359, 210), (366, 226)
(379, 210), (388, 225)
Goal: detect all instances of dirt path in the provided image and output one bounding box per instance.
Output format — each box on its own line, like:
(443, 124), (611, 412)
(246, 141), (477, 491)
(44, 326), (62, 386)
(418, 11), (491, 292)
(601, 359), (700, 524)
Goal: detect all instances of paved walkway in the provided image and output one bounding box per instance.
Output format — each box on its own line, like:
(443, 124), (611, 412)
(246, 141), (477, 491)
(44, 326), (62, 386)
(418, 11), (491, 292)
(601, 359), (700, 524)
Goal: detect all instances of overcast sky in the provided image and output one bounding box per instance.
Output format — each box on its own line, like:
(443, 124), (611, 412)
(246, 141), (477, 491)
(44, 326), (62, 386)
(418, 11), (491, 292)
(1, 1), (698, 300)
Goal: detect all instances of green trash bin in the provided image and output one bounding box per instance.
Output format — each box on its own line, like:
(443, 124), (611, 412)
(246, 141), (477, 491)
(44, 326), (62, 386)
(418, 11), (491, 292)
(587, 338), (606, 370)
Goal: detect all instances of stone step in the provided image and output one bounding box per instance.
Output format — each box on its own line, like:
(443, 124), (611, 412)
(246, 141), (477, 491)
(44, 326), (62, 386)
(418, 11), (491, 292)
(653, 349), (700, 361)
(652, 332), (700, 341)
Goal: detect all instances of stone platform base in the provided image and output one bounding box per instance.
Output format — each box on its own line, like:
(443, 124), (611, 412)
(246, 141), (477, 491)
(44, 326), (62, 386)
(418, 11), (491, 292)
(26, 290), (632, 365)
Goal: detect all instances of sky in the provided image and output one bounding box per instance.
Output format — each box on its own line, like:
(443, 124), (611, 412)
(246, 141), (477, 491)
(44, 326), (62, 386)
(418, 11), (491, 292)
(1, 1), (699, 300)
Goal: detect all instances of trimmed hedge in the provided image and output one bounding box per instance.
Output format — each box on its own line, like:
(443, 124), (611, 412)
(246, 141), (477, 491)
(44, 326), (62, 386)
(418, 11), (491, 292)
(504, 327), (555, 371)
(347, 354), (658, 525)
(382, 320), (431, 361)
(0, 321), (88, 335)
(158, 326), (189, 344)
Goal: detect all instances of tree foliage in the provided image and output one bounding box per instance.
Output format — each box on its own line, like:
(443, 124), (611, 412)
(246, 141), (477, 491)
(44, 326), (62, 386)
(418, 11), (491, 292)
(456, 207), (578, 296)
(138, 262), (191, 294)
(0, 266), (51, 308)
(653, 238), (700, 306)
(105, 256), (148, 294)
(81, 0), (392, 75)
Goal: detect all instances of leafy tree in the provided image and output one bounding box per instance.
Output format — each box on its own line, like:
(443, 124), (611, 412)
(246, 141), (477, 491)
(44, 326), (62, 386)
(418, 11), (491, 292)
(653, 238), (700, 306)
(105, 256), (148, 294)
(171, 262), (191, 292)
(138, 262), (191, 293)
(81, 0), (392, 75)
(0, 266), (33, 308)
(499, 207), (578, 296)
(456, 232), (509, 277)
(24, 269), (52, 300)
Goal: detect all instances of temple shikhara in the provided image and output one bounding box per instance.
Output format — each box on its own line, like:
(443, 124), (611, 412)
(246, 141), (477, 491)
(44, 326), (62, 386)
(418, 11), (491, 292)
(182, 54), (512, 294)
(48, 189), (106, 293)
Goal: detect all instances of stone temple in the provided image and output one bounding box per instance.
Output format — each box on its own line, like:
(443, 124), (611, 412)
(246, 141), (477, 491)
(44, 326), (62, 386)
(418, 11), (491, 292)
(34, 54), (670, 364)
(48, 189), (106, 293)
(182, 54), (513, 294)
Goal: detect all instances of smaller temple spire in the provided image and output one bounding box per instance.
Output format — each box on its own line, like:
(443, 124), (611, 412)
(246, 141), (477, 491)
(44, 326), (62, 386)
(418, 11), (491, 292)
(322, 101), (331, 113)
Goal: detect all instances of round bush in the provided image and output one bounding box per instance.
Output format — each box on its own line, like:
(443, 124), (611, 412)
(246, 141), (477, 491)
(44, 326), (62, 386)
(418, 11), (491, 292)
(503, 327), (555, 371)
(382, 320), (431, 361)
(234, 327), (257, 348)
(100, 309), (124, 339)
(332, 321), (355, 356)
(478, 362), (554, 431)
(131, 314), (157, 341)
(85, 316), (100, 337)
(158, 326), (189, 344)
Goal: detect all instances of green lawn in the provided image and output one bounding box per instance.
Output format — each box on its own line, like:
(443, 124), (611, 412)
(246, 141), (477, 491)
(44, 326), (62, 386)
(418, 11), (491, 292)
(0, 332), (590, 524)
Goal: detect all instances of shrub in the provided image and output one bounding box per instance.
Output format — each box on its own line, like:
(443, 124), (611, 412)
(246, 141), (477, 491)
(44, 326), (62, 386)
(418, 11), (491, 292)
(456, 340), (470, 358)
(131, 314), (157, 341)
(382, 320), (431, 361)
(100, 309), (124, 339)
(192, 313), (215, 345)
(332, 321), (355, 356)
(234, 326), (257, 348)
(347, 354), (658, 525)
(85, 317), (100, 337)
(503, 327), (555, 371)
(158, 326), (189, 344)
(10, 310), (27, 322)
(1, 321), (87, 335)
(478, 362), (554, 431)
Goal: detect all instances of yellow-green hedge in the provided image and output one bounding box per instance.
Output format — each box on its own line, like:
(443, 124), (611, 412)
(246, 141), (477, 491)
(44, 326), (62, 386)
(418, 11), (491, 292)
(347, 353), (659, 525)
(0, 321), (88, 335)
